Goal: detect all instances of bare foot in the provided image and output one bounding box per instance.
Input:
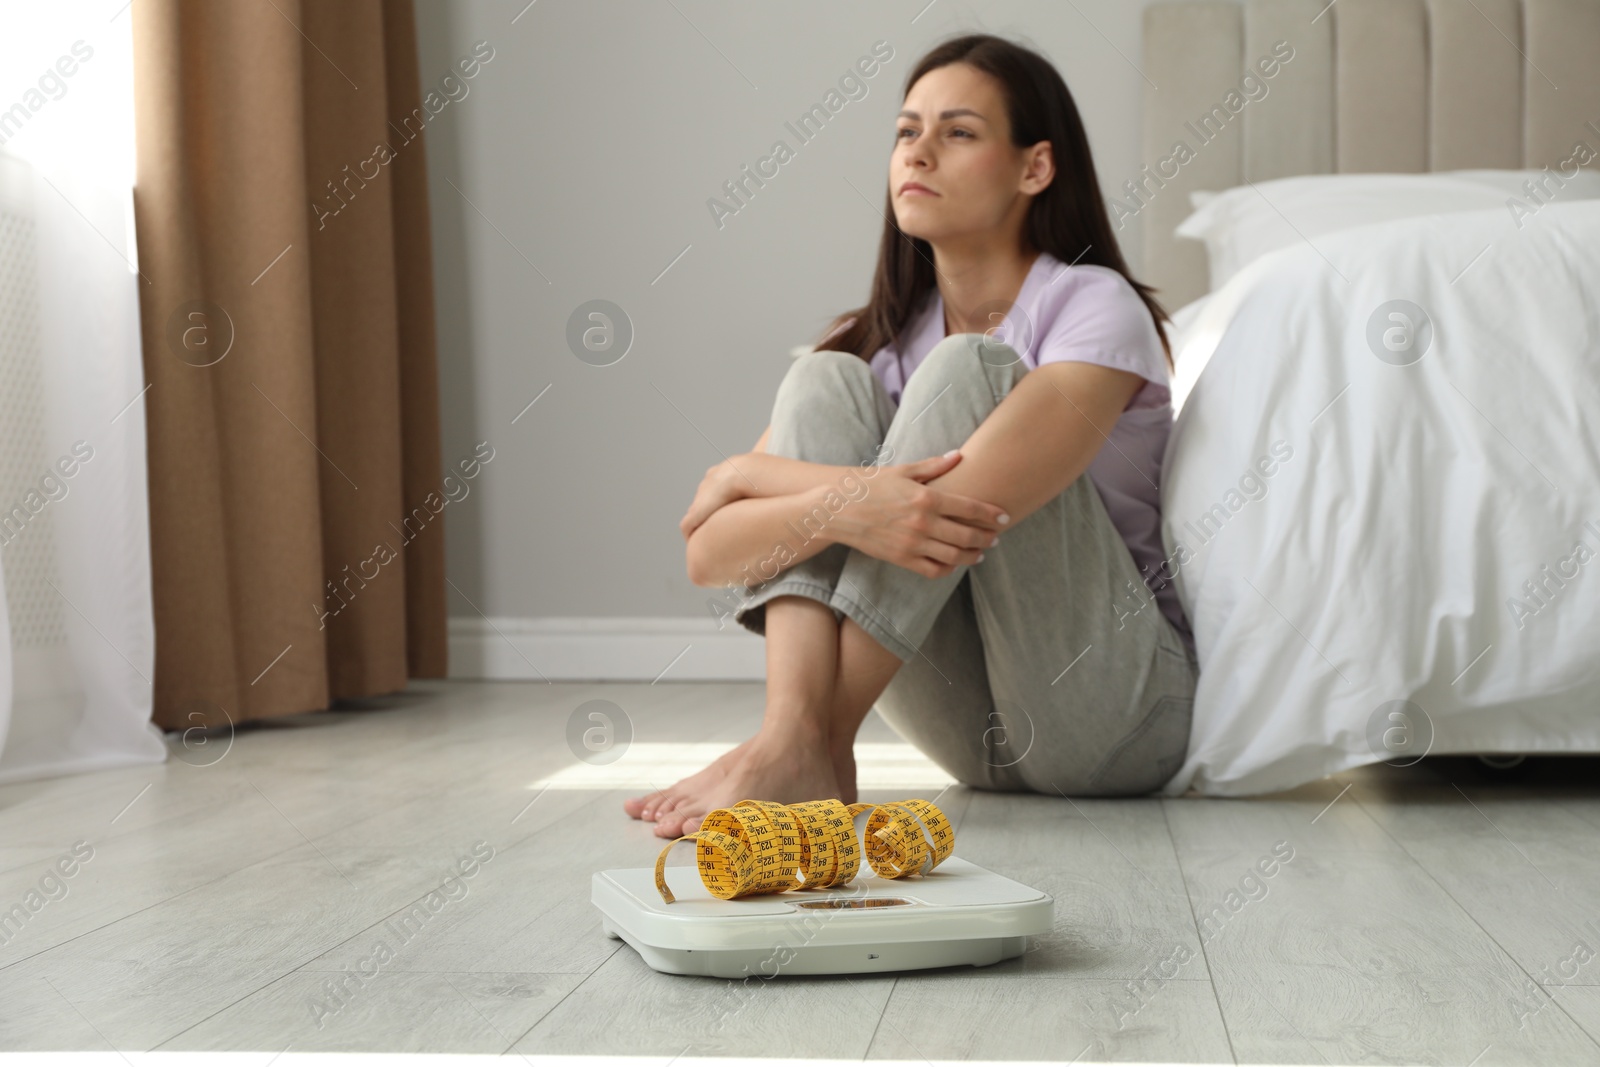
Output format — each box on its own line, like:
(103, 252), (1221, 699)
(624, 725), (863, 819)
(623, 738), (752, 820)
(651, 719), (840, 839)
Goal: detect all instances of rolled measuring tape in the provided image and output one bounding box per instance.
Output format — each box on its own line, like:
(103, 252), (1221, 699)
(653, 797), (953, 904)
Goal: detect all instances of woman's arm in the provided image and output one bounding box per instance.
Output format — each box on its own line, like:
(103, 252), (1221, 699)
(922, 360), (1144, 525)
(684, 450), (1010, 586)
(681, 423), (848, 587)
(718, 362), (1143, 535)
(710, 359), (1140, 519)
(683, 360), (1137, 587)
(683, 485), (846, 587)
(739, 450), (887, 495)
(679, 425), (886, 540)
(732, 425), (879, 500)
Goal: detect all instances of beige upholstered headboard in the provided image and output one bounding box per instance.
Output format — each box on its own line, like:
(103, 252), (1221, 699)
(1140, 0), (1600, 308)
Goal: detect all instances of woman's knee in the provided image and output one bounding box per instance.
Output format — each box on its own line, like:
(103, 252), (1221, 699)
(774, 349), (875, 416)
(785, 348), (872, 387)
(901, 333), (1026, 404)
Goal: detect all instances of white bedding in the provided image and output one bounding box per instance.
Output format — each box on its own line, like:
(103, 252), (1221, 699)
(1158, 200), (1600, 796)
(1174, 170), (1600, 292)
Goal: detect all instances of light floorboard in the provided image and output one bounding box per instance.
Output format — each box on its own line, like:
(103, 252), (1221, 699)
(2, 679), (1599, 1064)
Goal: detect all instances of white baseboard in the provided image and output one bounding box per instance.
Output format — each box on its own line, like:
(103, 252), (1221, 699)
(447, 616), (766, 681)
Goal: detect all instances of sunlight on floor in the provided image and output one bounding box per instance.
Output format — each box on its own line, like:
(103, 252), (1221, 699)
(531, 741), (957, 791)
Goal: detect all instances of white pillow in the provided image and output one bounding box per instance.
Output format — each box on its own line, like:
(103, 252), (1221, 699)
(1175, 170), (1600, 291)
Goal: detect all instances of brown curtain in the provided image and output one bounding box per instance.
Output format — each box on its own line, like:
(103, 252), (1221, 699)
(131, 0), (447, 729)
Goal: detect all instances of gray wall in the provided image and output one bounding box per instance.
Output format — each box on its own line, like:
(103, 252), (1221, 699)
(414, 0), (1171, 622)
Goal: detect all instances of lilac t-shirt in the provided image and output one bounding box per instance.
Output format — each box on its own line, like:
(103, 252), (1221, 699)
(861, 252), (1194, 655)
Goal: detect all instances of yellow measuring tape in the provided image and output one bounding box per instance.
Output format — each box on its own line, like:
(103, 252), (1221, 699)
(654, 797), (953, 904)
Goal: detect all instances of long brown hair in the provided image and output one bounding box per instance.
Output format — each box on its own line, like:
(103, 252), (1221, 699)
(816, 33), (1173, 370)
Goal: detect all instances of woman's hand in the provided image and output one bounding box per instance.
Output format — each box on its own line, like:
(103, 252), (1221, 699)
(834, 450), (1010, 578)
(680, 460), (747, 539)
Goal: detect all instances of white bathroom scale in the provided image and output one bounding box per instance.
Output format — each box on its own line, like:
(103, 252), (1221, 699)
(592, 856), (1053, 978)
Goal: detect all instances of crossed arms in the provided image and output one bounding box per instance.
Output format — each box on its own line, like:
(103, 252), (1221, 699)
(681, 359), (1143, 588)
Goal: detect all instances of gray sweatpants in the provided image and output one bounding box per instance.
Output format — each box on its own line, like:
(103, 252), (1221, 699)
(732, 334), (1198, 797)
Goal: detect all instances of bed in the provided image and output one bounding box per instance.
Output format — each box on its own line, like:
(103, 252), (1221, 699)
(1142, 0), (1600, 795)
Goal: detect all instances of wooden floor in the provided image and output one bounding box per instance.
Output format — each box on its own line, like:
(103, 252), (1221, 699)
(2, 679), (1599, 1065)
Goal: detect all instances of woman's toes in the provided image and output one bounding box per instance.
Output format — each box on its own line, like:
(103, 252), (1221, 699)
(655, 798), (712, 839)
(623, 793), (661, 819)
(654, 809), (690, 839)
(645, 793), (684, 820)
(624, 793), (662, 819)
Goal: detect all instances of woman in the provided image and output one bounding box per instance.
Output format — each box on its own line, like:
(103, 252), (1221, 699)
(625, 33), (1198, 838)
